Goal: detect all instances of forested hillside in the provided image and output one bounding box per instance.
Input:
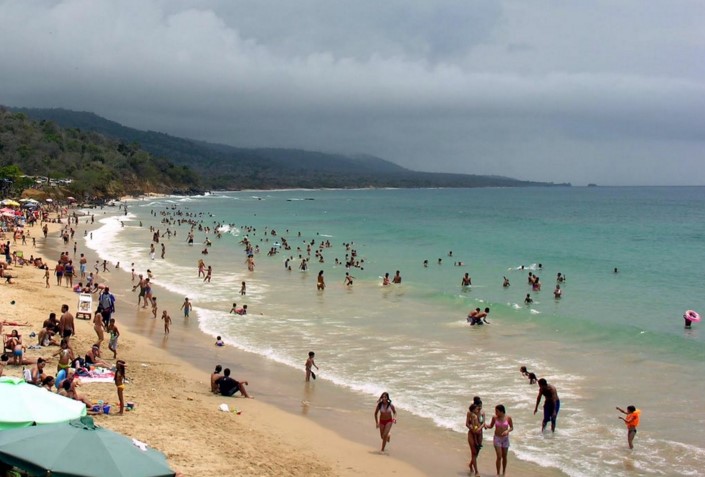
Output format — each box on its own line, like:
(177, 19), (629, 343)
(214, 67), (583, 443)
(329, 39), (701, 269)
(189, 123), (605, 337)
(11, 108), (570, 190)
(0, 108), (201, 199)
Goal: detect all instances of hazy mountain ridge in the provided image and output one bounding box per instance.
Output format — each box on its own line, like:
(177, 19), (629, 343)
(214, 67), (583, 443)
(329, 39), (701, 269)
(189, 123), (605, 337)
(10, 107), (570, 190)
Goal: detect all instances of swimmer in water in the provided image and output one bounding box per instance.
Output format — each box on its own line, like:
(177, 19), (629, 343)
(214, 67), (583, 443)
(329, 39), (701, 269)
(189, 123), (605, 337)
(461, 273), (472, 287)
(554, 285), (562, 299)
(503, 276), (510, 287)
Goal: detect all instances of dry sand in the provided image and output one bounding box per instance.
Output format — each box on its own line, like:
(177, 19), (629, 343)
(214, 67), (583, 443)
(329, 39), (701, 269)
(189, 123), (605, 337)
(0, 221), (426, 477)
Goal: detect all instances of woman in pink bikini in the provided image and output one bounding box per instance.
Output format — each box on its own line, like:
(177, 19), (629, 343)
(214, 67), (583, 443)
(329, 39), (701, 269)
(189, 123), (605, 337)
(485, 404), (513, 476)
(374, 392), (397, 452)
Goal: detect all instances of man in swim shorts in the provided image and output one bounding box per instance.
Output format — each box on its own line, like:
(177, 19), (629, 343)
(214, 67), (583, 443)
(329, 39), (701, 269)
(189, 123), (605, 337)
(181, 298), (192, 318)
(534, 378), (560, 432)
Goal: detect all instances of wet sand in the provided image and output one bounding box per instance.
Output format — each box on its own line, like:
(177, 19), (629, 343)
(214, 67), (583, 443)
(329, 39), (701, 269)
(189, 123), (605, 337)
(1, 210), (563, 476)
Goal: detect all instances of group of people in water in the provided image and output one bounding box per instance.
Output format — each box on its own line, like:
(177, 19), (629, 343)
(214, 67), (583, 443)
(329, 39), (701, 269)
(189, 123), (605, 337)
(104, 201), (645, 475)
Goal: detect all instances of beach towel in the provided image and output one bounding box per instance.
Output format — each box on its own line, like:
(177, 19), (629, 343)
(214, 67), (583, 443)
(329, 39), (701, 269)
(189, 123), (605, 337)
(76, 367), (115, 383)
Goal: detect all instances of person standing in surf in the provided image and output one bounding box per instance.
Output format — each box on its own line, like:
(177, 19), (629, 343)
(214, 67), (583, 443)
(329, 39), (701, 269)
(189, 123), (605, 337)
(534, 378), (560, 432)
(374, 392), (397, 452)
(305, 351), (318, 382)
(617, 405), (640, 449)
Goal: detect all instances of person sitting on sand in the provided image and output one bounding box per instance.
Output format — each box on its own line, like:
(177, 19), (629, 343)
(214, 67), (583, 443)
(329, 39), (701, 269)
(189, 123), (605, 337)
(84, 344), (110, 367)
(215, 368), (252, 398)
(29, 357), (47, 385)
(211, 365), (222, 393)
(0, 263), (16, 284)
(41, 375), (55, 391)
(6, 330), (24, 365)
(61, 377), (93, 408)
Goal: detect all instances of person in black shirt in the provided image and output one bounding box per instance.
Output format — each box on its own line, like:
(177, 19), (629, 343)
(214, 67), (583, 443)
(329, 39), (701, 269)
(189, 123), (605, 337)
(215, 368), (252, 398)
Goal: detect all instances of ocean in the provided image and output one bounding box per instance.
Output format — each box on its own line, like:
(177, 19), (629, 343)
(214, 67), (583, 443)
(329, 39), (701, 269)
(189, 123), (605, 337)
(86, 187), (705, 476)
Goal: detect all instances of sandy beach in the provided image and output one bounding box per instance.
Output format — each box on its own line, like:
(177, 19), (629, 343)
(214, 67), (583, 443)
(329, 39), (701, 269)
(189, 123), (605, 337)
(1, 214), (557, 477)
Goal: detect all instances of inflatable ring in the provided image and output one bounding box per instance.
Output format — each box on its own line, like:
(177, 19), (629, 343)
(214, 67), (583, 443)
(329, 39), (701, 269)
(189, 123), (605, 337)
(684, 310), (701, 322)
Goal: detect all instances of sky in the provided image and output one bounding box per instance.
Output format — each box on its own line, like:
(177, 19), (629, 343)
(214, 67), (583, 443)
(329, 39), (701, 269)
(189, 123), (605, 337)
(0, 0), (704, 185)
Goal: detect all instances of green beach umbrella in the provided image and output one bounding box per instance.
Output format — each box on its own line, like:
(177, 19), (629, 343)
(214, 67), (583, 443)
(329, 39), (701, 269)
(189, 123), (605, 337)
(0, 377), (87, 430)
(0, 416), (175, 477)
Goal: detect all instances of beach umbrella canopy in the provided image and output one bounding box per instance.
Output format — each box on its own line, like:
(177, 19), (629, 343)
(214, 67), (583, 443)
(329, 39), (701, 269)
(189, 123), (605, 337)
(0, 416), (175, 477)
(0, 377), (87, 430)
(1, 199), (20, 207)
(1, 212), (14, 218)
(45, 198), (53, 202)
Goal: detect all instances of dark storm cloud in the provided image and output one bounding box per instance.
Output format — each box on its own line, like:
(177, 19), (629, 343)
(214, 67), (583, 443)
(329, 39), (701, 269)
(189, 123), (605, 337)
(0, 0), (703, 185)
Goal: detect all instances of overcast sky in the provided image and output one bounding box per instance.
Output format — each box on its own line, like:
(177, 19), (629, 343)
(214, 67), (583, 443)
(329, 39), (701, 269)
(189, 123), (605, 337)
(1, 0), (704, 185)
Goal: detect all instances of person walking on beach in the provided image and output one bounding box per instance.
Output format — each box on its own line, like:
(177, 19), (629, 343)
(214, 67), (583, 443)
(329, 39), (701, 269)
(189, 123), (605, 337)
(466, 403), (482, 474)
(534, 378), (560, 432)
(204, 265), (212, 283)
(181, 297), (192, 318)
(161, 310), (171, 334)
(374, 392), (397, 452)
(107, 319), (120, 359)
(240, 281), (246, 296)
(98, 287), (115, 328)
(617, 405), (640, 449)
(305, 351), (319, 382)
(92, 309), (104, 347)
(486, 404), (513, 476)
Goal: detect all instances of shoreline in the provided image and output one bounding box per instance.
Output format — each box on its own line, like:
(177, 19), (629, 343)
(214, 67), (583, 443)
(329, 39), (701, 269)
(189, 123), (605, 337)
(1, 218), (427, 476)
(73, 204), (562, 477)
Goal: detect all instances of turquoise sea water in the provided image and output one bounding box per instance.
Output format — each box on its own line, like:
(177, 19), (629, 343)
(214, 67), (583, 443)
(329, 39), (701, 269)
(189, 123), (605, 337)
(88, 187), (705, 476)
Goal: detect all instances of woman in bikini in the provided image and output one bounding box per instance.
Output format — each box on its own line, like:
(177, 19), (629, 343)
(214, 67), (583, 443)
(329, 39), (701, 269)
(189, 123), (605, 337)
(485, 404), (514, 476)
(374, 392), (397, 452)
(466, 403), (482, 475)
(115, 360), (126, 415)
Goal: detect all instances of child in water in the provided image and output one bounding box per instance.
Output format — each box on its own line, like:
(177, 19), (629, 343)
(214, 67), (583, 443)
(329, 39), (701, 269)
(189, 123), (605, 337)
(305, 351), (319, 381)
(215, 336), (224, 347)
(617, 405), (640, 449)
